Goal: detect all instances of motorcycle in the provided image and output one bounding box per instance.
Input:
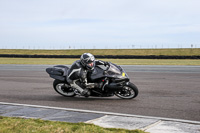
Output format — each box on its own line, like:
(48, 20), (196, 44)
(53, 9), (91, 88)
(46, 62), (138, 99)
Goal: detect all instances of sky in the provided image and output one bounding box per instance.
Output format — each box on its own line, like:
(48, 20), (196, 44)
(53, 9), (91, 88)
(0, 0), (200, 49)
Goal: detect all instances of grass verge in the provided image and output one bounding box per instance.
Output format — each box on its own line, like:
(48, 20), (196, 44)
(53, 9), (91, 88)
(0, 48), (200, 56)
(0, 58), (200, 65)
(0, 116), (146, 133)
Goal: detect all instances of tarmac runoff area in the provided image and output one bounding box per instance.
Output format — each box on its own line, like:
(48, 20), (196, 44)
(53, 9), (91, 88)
(0, 102), (200, 133)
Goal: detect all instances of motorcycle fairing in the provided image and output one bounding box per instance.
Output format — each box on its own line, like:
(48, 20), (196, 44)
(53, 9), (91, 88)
(89, 66), (105, 81)
(89, 63), (129, 82)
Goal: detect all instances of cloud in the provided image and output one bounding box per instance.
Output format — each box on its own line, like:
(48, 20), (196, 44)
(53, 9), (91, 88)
(0, 0), (200, 49)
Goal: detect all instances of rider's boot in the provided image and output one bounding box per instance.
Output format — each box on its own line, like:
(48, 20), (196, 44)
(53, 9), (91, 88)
(81, 88), (91, 97)
(70, 80), (91, 97)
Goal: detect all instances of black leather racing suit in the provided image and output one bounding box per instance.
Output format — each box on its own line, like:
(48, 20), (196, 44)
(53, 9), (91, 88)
(67, 60), (106, 94)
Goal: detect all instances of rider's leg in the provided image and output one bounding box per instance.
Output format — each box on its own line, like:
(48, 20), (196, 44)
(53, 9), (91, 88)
(71, 80), (90, 96)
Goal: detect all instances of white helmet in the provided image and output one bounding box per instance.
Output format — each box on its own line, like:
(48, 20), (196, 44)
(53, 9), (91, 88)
(80, 53), (95, 70)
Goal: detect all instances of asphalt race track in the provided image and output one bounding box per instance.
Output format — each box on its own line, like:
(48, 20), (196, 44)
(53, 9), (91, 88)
(0, 64), (200, 121)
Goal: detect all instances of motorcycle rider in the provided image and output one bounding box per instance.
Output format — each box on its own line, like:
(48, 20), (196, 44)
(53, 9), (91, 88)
(67, 53), (108, 96)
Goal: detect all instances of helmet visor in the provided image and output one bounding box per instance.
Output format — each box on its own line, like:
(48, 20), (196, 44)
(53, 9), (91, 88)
(88, 62), (94, 67)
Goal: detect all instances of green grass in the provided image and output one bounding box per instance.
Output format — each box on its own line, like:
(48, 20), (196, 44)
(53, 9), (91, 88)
(0, 48), (200, 56)
(0, 58), (200, 65)
(1, 49), (199, 65)
(0, 116), (146, 133)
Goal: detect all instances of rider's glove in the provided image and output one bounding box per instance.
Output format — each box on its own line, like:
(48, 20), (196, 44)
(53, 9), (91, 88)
(104, 62), (109, 66)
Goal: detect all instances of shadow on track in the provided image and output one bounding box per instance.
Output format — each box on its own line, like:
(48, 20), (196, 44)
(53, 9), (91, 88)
(51, 95), (136, 101)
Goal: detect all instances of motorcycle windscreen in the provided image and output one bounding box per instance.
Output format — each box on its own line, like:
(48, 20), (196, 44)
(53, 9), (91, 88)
(107, 63), (129, 80)
(107, 64), (121, 75)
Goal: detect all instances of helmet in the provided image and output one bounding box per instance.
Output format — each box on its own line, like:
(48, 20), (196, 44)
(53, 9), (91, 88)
(80, 53), (95, 70)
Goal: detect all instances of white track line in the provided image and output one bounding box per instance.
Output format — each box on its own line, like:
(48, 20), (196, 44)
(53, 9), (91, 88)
(0, 102), (199, 124)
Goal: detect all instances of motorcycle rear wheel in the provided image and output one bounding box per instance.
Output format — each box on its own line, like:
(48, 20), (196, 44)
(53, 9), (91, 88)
(53, 79), (76, 97)
(115, 82), (138, 99)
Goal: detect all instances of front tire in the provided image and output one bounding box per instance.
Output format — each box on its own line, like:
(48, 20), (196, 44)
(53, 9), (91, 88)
(53, 79), (76, 97)
(115, 82), (138, 99)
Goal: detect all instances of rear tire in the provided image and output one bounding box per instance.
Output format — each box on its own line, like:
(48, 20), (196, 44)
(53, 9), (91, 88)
(115, 82), (138, 99)
(53, 79), (76, 97)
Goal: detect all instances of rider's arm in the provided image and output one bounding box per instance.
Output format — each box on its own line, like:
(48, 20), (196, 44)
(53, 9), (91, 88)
(79, 70), (96, 88)
(95, 60), (109, 66)
(79, 69), (87, 84)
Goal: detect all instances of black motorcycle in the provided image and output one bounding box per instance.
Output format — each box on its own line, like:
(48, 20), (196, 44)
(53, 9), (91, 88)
(46, 62), (138, 99)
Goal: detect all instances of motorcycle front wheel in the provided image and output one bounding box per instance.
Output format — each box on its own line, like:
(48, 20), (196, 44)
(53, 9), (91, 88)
(115, 82), (138, 99)
(53, 79), (76, 97)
